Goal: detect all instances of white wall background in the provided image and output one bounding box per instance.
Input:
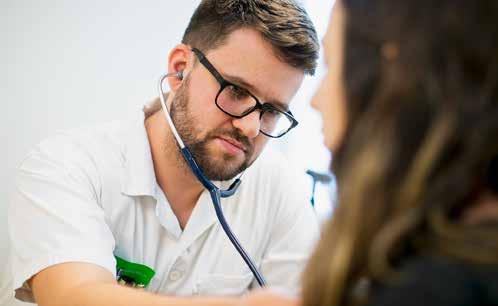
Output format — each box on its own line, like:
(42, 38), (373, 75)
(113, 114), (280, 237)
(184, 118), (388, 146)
(1, 1), (334, 305)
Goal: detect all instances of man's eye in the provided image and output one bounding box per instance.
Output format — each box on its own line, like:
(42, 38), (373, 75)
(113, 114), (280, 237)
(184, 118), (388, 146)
(228, 85), (250, 99)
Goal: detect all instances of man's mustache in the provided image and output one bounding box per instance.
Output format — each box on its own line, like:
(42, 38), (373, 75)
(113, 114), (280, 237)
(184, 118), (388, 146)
(208, 129), (253, 153)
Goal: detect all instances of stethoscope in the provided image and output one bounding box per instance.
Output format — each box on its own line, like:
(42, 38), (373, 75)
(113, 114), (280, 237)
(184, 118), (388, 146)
(158, 71), (267, 287)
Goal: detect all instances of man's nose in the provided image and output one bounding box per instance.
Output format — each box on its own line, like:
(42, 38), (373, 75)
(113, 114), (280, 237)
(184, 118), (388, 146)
(231, 111), (261, 139)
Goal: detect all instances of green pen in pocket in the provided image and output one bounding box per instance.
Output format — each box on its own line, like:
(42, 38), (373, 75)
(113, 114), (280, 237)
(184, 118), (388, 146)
(115, 256), (156, 289)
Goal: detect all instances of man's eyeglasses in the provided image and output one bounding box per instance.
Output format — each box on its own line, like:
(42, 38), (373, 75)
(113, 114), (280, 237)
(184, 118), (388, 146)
(192, 48), (298, 138)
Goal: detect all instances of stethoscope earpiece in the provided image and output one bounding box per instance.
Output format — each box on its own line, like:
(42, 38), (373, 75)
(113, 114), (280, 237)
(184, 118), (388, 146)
(163, 70), (184, 81)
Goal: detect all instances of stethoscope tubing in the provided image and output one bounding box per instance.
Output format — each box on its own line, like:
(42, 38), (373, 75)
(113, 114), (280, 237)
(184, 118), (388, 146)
(158, 72), (267, 287)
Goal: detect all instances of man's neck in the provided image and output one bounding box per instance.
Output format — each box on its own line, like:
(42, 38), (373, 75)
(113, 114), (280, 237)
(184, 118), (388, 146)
(145, 105), (204, 229)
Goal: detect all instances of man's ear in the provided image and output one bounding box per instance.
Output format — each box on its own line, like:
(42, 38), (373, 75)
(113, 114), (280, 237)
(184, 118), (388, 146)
(167, 44), (191, 92)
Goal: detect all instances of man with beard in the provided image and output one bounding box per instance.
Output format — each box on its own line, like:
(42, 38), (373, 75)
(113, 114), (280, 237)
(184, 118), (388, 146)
(7, 1), (320, 305)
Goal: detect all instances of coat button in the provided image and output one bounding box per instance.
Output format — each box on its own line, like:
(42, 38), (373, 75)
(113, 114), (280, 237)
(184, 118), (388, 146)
(169, 270), (183, 281)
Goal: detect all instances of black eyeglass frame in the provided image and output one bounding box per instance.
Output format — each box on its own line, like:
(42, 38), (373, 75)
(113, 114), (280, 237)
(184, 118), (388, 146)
(191, 47), (299, 138)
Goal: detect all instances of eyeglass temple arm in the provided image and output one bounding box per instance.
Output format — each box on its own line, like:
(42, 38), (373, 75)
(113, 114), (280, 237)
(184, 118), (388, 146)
(191, 48), (226, 84)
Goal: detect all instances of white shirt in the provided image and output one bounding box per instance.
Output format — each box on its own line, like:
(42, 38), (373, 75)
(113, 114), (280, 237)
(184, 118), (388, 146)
(8, 103), (319, 303)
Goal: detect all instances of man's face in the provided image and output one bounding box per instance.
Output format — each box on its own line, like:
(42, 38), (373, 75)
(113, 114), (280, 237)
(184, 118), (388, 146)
(171, 27), (304, 181)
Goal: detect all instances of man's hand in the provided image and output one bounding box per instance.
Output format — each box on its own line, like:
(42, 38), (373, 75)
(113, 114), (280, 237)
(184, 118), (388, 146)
(239, 289), (300, 306)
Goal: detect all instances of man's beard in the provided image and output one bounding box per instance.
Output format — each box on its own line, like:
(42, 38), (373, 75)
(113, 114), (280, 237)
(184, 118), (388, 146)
(169, 75), (255, 181)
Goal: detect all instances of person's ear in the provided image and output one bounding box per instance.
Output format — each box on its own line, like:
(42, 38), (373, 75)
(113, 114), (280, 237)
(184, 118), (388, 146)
(167, 44), (191, 92)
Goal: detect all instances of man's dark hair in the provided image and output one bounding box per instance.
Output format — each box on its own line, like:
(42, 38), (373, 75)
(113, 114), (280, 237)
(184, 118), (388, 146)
(182, 0), (319, 75)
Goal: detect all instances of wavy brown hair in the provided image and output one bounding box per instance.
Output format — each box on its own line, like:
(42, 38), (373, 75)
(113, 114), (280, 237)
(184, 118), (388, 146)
(302, 0), (498, 305)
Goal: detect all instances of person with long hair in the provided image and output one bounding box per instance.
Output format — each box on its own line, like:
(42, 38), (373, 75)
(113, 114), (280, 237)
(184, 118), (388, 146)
(240, 0), (498, 305)
(302, 0), (498, 305)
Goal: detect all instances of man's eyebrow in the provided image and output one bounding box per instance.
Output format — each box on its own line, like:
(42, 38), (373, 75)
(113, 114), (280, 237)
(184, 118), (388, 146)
(223, 73), (290, 111)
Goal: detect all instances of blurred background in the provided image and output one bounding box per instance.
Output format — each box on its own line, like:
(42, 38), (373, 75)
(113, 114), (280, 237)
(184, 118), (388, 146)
(1, 1), (335, 304)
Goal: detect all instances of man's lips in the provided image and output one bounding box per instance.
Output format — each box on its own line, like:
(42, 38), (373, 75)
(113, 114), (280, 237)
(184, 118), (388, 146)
(216, 136), (247, 152)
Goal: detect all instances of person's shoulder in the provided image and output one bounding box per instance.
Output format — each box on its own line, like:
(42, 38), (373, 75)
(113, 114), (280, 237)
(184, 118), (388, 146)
(46, 118), (130, 149)
(19, 117), (136, 179)
(399, 255), (498, 283)
(37, 117), (132, 157)
(397, 256), (473, 285)
(368, 256), (498, 306)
